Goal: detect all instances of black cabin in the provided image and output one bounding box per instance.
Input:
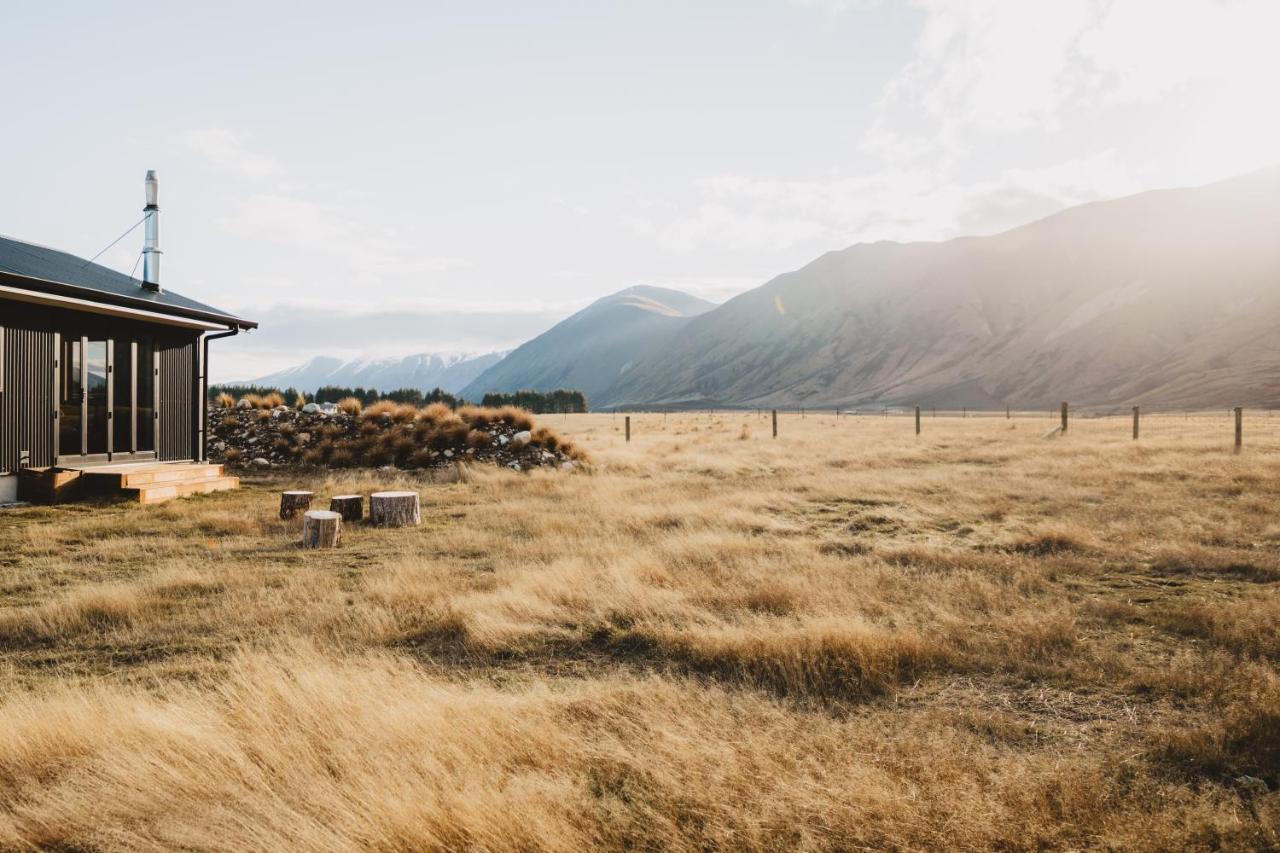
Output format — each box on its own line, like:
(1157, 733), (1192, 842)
(0, 175), (255, 483)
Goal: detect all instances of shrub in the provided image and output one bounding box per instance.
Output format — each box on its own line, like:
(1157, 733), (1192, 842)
(224, 447), (241, 462)
(328, 446), (355, 467)
(458, 405), (493, 427)
(362, 401), (397, 421)
(494, 406), (535, 431)
(365, 441), (395, 467)
(337, 397), (363, 416)
(392, 436), (418, 466)
(240, 393), (264, 409)
(390, 404), (418, 424)
(261, 392), (286, 409)
(215, 392), (235, 409)
(531, 427), (559, 452)
(417, 403), (455, 426)
(294, 392), (308, 410)
(466, 428), (493, 449)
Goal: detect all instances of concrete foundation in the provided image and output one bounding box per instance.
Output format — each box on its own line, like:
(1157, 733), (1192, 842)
(0, 474), (17, 505)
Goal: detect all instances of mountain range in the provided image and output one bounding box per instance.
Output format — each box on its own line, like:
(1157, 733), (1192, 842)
(248, 351), (505, 394)
(259, 168), (1280, 410)
(458, 286), (715, 404)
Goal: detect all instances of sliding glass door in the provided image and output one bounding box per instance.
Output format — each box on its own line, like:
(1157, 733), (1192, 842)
(86, 339), (108, 456)
(57, 333), (156, 464)
(58, 337), (83, 458)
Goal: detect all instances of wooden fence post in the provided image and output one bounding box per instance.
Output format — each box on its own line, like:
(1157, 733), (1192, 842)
(625, 416), (631, 443)
(1132, 406), (1140, 440)
(915, 406), (921, 435)
(1061, 402), (1069, 433)
(772, 409), (778, 438)
(1006, 406), (1010, 420)
(1235, 407), (1243, 452)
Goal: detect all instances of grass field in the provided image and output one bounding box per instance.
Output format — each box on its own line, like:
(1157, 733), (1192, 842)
(1, 410), (1278, 850)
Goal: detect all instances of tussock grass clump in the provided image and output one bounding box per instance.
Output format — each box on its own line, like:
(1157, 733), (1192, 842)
(493, 405), (535, 431)
(214, 391), (235, 408)
(336, 396), (363, 415)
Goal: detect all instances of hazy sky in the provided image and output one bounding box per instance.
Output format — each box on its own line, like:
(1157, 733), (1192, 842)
(3, 1), (1278, 379)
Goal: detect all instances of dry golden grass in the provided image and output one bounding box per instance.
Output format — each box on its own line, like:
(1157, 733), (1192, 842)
(1, 410), (1278, 849)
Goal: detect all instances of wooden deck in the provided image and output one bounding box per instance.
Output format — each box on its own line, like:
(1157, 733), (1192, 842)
(18, 462), (238, 504)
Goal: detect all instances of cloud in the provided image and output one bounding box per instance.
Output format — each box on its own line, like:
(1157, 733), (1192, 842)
(644, 0), (1280, 256)
(183, 129), (281, 180)
(208, 300), (577, 382)
(217, 193), (468, 278)
(789, 0), (879, 13)
(184, 131), (471, 284)
(648, 151), (1137, 254)
(868, 0), (1280, 161)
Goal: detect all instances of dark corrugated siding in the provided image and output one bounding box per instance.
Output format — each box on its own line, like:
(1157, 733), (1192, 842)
(0, 322), (55, 471)
(158, 338), (196, 461)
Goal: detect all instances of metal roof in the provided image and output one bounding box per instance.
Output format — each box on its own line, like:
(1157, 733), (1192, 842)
(0, 233), (256, 329)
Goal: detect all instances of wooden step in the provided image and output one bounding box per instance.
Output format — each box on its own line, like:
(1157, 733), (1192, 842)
(125, 476), (240, 505)
(117, 464), (224, 487)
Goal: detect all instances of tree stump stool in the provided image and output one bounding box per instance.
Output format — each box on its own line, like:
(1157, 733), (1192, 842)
(280, 490), (314, 520)
(330, 494), (364, 522)
(301, 510), (342, 548)
(370, 491), (420, 527)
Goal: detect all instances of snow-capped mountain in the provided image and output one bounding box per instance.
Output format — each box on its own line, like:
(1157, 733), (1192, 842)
(245, 351), (508, 394)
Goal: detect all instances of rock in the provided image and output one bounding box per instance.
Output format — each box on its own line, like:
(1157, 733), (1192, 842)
(510, 430), (532, 450)
(541, 451), (554, 461)
(252, 457), (271, 468)
(236, 399), (252, 409)
(508, 462), (521, 470)
(302, 403), (321, 414)
(561, 461), (575, 471)
(443, 449), (454, 458)
(273, 405), (289, 412)
(498, 434), (510, 446)
(296, 432), (311, 445)
(212, 441), (226, 453)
